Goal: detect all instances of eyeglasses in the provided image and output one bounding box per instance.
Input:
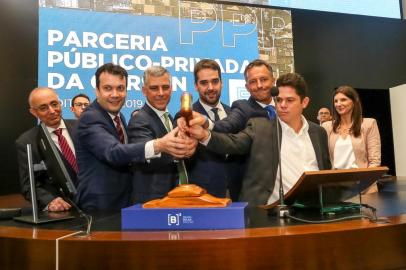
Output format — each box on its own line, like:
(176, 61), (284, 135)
(32, 101), (61, 113)
(74, 102), (90, 108)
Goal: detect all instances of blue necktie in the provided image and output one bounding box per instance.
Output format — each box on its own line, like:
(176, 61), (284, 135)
(265, 105), (276, 120)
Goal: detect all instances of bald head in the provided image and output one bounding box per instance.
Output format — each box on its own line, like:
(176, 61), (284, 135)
(28, 87), (62, 128)
(28, 87), (56, 107)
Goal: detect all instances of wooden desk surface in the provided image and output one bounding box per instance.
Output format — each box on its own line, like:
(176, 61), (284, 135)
(1, 178), (406, 270)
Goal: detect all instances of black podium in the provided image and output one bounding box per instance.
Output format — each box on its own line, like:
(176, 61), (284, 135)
(262, 167), (389, 214)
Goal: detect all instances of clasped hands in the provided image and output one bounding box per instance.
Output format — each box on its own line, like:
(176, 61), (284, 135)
(154, 112), (212, 159)
(153, 126), (197, 159)
(177, 111), (211, 142)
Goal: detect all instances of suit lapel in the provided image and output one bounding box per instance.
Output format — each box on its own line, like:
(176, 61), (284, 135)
(93, 101), (118, 133)
(193, 101), (231, 120)
(272, 119), (281, 181)
(248, 97), (263, 110)
(193, 101), (210, 118)
(143, 104), (169, 136)
(308, 124), (324, 169)
(64, 119), (77, 140)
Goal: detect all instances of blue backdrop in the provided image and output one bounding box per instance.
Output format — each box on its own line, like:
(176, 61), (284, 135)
(38, 7), (259, 120)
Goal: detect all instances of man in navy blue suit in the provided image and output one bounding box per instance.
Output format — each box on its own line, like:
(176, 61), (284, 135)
(178, 59), (239, 198)
(75, 63), (194, 210)
(127, 66), (197, 203)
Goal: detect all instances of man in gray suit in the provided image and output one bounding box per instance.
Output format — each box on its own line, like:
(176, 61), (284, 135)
(185, 73), (331, 206)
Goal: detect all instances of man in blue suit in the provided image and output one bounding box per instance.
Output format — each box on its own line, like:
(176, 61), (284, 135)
(193, 59), (277, 199)
(75, 63), (193, 210)
(179, 59), (238, 198)
(127, 66), (197, 203)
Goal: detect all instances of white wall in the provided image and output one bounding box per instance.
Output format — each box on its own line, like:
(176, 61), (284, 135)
(390, 84), (406, 176)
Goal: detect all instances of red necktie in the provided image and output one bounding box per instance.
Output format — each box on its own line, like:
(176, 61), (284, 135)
(54, 128), (78, 173)
(114, 116), (125, 144)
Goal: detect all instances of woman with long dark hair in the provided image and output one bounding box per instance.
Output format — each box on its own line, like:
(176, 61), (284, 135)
(322, 86), (381, 190)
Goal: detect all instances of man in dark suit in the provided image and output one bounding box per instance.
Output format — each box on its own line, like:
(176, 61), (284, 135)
(180, 59), (237, 198)
(182, 59), (276, 200)
(186, 73), (331, 206)
(127, 66), (196, 203)
(210, 59), (275, 133)
(75, 63), (194, 210)
(15, 87), (78, 211)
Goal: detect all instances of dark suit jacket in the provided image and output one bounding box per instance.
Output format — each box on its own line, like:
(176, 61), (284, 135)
(184, 101), (236, 198)
(15, 119), (78, 209)
(213, 97), (268, 133)
(75, 101), (146, 210)
(207, 117), (331, 206)
(127, 104), (178, 203)
(208, 97), (268, 200)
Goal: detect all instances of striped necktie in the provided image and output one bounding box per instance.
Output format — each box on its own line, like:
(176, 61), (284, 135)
(114, 115), (125, 144)
(54, 128), (78, 173)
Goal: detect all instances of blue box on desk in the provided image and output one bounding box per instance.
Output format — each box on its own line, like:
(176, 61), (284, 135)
(121, 202), (247, 230)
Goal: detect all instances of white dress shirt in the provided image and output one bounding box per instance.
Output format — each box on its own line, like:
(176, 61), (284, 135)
(267, 116), (319, 205)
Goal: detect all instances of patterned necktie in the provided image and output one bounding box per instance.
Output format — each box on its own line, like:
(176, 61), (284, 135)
(265, 105), (276, 120)
(163, 112), (172, 132)
(114, 116), (125, 144)
(163, 112), (188, 185)
(54, 128), (78, 173)
(211, 107), (220, 121)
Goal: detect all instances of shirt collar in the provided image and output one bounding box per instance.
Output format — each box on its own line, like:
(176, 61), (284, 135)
(146, 100), (168, 118)
(256, 99), (275, 108)
(46, 119), (66, 133)
(199, 99), (224, 114)
(279, 115), (309, 136)
(108, 112), (121, 121)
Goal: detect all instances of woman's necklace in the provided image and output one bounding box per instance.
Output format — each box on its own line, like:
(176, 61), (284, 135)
(338, 124), (352, 137)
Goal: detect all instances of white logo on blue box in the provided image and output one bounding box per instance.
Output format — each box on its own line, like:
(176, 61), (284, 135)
(167, 213), (194, 226)
(168, 213), (181, 226)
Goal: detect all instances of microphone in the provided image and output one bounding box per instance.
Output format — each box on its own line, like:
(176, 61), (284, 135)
(59, 188), (92, 236)
(270, 86), (289, 218)
(270, 86), (279, 97)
